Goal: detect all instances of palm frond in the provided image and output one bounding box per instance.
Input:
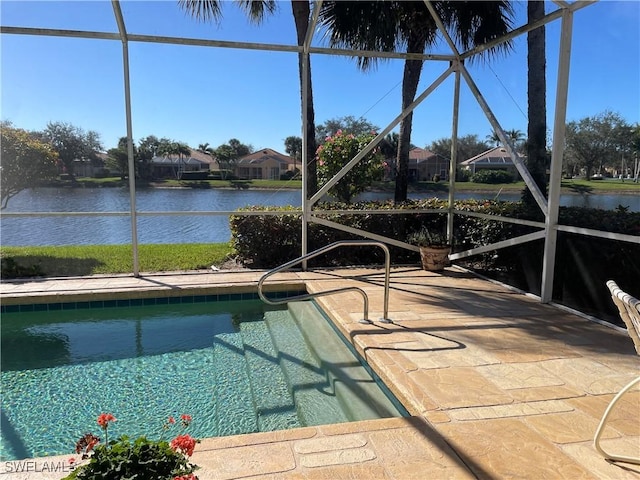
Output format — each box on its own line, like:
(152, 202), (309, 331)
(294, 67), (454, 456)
(235, 0), (277, 24)
(318, 1), (402, 71)
(438, 1), (514, 59)
(177, 0), (223, 23)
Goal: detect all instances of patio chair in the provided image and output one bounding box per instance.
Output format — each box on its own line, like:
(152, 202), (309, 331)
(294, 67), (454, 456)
(593, 280), (640, 465)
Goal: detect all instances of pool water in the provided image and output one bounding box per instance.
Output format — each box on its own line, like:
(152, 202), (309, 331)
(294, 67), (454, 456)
(1, 298), (404, 460)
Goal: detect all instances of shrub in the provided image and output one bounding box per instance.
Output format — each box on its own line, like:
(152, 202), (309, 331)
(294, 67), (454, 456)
(455, 168), (471, 182)
(231, 199), (453, 268)
(230, 205), (303, 267)
(316, 130), (384, 203)
(92, 168), (111, 178)
(471, 169), (514, 184)
(0, 256), (44, 278)
(180, 171), (210, 181)
(280, 169), (300, 180)
(209, 170), (233, 180)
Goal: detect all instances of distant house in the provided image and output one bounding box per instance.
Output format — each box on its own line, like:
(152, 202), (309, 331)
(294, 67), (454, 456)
(235, 148), (295, 180)
(408, 147), (450, 181)
(151, 149), (216, 179)
(460, 147), (524, 178)
(73, 152), (109, 178)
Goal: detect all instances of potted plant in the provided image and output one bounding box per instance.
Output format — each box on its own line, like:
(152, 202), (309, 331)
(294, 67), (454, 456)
(407, 227), (451, 271)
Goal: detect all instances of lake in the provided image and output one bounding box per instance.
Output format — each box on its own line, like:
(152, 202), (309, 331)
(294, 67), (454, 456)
(1, 187), (638, 246)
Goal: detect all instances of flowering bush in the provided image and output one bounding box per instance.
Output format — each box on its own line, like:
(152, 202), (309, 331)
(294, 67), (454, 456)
(316, 130), (385, 203)
(63, 413), (199, 480)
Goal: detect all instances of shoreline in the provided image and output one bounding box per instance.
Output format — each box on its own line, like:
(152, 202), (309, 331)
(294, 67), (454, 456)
(57, 181), (640, 196)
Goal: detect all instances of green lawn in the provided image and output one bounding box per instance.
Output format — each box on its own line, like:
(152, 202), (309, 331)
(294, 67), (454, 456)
(559, 178), (640, 193)
(0, 243), (234, 278)
(73, 176), (638, 194)
(397, 179), (639, 194)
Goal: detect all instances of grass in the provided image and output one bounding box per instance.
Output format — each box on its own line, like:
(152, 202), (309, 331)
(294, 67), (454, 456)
(560, 178), (640, 193)
(72, 176), (639, 194)
(385, 179), (640, 194)
(0, 243), (234, 278)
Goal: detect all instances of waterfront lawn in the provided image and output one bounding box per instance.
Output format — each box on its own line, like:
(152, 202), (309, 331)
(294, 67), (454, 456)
(560, 178), (640, 193)
(0, 243), (234, 278)
(70, 177), (638, 193)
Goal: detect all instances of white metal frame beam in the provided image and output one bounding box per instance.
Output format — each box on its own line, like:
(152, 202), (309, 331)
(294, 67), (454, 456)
(111, 0), (139, 276)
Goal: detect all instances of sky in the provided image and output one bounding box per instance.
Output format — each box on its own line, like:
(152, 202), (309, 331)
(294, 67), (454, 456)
(1, 0), (639, 153)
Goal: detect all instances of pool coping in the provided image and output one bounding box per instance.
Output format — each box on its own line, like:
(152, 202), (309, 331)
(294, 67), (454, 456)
(0, 272), (306, 308)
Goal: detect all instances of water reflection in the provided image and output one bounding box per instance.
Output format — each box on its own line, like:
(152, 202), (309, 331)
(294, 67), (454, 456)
(0, 302), (265, 370)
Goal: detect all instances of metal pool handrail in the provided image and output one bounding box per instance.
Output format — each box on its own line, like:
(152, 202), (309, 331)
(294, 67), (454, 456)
(257, 240), (392, 324)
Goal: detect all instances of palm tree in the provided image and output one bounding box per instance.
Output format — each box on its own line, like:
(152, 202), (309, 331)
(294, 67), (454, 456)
(157, 140), (191, 179)
(487, 128), (524, 149)
(319, 2), (514, 203)
(506, 128), (524, 143)
(176, 142), (192, 179)
(178, 0), (318, 195)
(486, 129), (502, 147)
(506, 128), (526, 152)
(197, 142), (211, 153)
(524, 0), (547, 208)
(284, 135), (302, 172)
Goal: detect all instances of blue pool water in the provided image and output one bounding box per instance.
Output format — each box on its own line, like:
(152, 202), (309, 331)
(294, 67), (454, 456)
(0, 297), (404, 461)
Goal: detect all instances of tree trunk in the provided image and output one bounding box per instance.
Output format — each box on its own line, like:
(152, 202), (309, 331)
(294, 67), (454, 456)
(395, 36), (425, 203)
(524, 0), (547, 209)
(291, 1), (318, 197)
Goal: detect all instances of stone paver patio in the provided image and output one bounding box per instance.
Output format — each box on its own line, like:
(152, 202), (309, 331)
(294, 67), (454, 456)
(1, 266), (638, 479)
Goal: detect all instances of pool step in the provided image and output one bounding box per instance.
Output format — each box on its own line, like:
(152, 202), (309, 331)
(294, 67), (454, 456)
(287, 301), (402, 421)
(263, 309), (349, 426)
(211, 315), (257, 436)
(238, 317), (300, 432)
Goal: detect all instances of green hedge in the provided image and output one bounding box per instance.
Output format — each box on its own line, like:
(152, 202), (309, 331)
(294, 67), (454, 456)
(230, 199), (639, 269)
(229, 199), (639, 325)
(231, 199), (462, 268)
(471, 169), (515, 184)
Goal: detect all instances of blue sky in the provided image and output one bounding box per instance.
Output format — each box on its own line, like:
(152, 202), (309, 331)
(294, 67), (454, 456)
(1, 1), (639, 153)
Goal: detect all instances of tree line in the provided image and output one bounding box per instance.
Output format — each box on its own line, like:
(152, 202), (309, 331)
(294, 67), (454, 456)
(2, 108), (637, 209)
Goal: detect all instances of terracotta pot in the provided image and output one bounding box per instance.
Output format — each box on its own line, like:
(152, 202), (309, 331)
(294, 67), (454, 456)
(419, 245), (451, 271)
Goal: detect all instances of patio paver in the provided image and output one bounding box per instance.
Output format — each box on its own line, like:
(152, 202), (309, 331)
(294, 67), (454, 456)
(1, 266), (638, 479)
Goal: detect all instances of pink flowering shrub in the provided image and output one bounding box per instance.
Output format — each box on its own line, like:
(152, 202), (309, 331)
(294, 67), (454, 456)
(63, 413), (199, 480)
(316, 130), (384, 203)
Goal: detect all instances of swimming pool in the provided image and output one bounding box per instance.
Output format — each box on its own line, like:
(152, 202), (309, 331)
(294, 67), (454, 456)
(0, 295), (405, 461)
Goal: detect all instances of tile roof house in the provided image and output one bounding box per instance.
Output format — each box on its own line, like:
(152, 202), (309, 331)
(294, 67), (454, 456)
(460, 146), (524, 178)
(235, 148), (295, 180)
(408, 147), (450, 181)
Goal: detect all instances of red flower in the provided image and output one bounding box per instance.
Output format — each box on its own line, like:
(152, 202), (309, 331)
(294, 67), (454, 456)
(180, 414), (192, 423)
(68, 457), (76, 465)
(173, 474), (197, 480)
(168, 416), (176, 424)
(170, 434), (197, 457)
(74, 433), (101, 457)
(87, 436), (99, 452)
(97, 413), (117, 428)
